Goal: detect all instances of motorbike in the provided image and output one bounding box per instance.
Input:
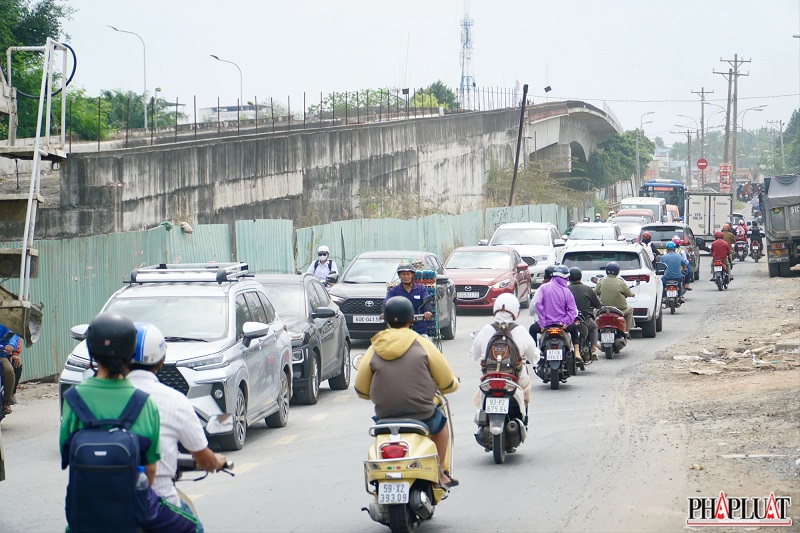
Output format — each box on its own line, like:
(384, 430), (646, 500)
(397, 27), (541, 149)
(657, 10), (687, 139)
(534, 324), (574, 390)
(663, 279), (682, 315)
(713, 258), (730, 291)
(749, 240), (763, 262)
(573, 311), (594, 370)
(595, 306), (628, 360)
(734, 240), (748, 262)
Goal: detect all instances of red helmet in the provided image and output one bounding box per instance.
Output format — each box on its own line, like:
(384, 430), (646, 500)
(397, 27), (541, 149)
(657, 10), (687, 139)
(642, 231), (651, 240)
(672, 236), (681, 244)
(722, 223), (731, 230)
(715, 231), (723, 239)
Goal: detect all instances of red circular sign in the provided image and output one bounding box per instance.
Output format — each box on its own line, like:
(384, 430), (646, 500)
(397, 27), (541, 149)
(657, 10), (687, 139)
(696, 158), (708, 170)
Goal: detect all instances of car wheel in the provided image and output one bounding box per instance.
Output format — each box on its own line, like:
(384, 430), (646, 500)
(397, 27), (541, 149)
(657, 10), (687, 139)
(694, 259), (700, 280)
(329, 340), (351, 390)
(218, 387), (247, 451)
(440, 300), (457, 340)
(641, 316), (657, 338)
(656, 307), (663, 332)
(266, 370), (290, 428)
(293, 354), (320, 405)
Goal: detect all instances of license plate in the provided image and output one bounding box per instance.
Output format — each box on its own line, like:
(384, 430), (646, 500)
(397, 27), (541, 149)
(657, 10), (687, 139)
(714, 266), (723, 272)
(546, 349), (563, 361)
(457, 291), (479, 298)
(667, 290), (678, 297)
(601, 332), (615, 344)
(485, 397), (509, 414)
(378, 482), (410, 504)
(353, 315), (383, 323)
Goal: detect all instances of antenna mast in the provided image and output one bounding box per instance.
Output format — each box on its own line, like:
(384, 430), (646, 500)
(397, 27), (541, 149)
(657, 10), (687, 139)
(459, 0), (476, 110)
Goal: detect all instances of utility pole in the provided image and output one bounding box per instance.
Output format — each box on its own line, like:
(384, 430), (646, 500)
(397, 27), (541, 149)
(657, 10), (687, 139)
(718, 54), (750, 179)
(692, 86), (713, 187)
(686, 130), (692, 186)
(713, 69), (733, 165)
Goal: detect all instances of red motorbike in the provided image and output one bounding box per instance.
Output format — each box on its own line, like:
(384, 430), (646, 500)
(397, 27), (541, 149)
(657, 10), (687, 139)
(713, 258), (730, 291)
(595, 306), (627, 360)
(749, 240), (762, 263)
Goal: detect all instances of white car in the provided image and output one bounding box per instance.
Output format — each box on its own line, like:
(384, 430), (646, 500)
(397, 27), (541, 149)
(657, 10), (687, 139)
(561, 243), (665, 338)
(483, 222), (564, 287)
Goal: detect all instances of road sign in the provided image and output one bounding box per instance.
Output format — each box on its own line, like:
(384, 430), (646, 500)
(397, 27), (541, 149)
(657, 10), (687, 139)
(696, 158), (708, 170)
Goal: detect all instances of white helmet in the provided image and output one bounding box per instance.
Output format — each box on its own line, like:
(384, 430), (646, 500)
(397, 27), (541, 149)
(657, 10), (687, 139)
(493, 292), (520, 320)
(131, 323), (167, 366)
(317, 245), (330, 255)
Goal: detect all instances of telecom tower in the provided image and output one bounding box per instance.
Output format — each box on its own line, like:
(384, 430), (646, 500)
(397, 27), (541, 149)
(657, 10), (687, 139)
(459, 0), (476, 110)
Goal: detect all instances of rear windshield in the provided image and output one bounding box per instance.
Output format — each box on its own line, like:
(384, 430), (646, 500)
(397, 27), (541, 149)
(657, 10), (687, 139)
(642, 227), (684, 242)
(569, 225), (616, 240)
(490, 228), (550, 246)
(562, 251), (641, 271)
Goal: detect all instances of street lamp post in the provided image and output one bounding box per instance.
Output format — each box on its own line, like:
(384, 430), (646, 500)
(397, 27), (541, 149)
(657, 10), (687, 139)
(108, 25), (147, 128)
(210, 55), (243, 112)
(636, 111), (654, 187)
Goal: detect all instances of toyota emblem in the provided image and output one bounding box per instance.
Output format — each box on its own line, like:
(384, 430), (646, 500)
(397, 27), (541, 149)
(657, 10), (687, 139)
(365, 300), (375, 307)
(465, 286), (472, 291)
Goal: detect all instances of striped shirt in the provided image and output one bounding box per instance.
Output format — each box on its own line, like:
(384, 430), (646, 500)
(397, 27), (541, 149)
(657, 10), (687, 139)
(127, 370), (208, 506)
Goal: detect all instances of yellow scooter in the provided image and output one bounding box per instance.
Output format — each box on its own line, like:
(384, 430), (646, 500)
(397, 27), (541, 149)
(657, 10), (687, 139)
(361, 393), (454, 533)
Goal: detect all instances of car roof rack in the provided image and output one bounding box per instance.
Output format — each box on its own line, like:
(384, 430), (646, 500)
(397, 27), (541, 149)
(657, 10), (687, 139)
(128, 262), (251, 285)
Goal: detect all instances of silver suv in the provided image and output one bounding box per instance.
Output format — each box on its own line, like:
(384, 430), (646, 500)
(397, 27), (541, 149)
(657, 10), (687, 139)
(58, 263), (293, 450)
(484, 222), (564, 287)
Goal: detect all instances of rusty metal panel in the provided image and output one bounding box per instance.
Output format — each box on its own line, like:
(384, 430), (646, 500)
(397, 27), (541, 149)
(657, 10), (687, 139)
(234, 219), (294, 274)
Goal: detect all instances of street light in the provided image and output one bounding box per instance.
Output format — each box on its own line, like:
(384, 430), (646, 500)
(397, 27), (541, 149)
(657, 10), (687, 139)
(737, 105), (767, 132)
(210, 54), (243, 112)
(108, 25), (147, 128)
(636, 111), (654, 186)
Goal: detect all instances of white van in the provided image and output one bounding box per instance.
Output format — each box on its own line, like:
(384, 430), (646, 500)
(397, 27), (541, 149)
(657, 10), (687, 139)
(619, 197), (670, 223)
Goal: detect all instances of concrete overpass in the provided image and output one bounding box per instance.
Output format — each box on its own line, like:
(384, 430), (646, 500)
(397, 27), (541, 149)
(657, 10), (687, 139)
(20, 100), (622, 238)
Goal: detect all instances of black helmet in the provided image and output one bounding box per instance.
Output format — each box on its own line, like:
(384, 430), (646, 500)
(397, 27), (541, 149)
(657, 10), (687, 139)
(553, 265), (570, 279)
(568, 267), (582, 282)
(605, 261), (620, 275)
(396, 263), (415, 274)
(543, 264), (556, 280)
(751, 220), (758, 228)
(86, 312), (137, 360)
(383, 296), (414, 325)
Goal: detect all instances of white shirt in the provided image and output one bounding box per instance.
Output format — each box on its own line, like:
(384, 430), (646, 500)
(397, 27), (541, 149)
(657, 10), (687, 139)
(307, 259), (338, 282)
(470, 314), (540, 362)
(127, 370), (208, 506)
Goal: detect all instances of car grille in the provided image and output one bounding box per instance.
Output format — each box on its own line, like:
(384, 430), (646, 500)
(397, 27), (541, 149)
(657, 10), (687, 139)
(340, 298), (384, 315)
(157, 364), (190, 395)
(455, 285), (489, 298)
(521, 256), (537, 266)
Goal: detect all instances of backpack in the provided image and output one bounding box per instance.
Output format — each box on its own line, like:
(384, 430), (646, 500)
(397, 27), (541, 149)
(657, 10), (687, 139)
(481, 322), (523, 375)
(63, 387), (151, 533)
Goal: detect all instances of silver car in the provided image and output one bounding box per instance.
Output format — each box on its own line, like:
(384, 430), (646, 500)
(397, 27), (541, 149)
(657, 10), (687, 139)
(58, 263), (292, 450)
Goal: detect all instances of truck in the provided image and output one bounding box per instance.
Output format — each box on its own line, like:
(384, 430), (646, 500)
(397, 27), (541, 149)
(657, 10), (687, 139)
(685, 191), (733, 250)
(762, 174), (800, 277)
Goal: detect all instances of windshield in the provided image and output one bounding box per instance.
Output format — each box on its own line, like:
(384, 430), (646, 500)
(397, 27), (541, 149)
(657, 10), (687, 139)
(260, 285), (305, 316)
(105, 297), (228, 341)
(644, 227), (685, 242)
(563, 251), (641, 271)
(490, 228), (550, 246)
(569, 225), (616, 240)
(342, 257), (411, 283)
(446, 251), (511, 270)
(613, 220), (646, 237)
(620, 203), (658, 221)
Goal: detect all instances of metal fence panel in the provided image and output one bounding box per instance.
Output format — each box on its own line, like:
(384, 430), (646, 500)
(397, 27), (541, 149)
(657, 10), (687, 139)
(234, 219), (294, 274)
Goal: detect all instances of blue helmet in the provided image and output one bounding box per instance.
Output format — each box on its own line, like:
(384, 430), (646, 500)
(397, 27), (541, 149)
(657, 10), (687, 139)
(605, 262), (620, 275)
(666, 242), (676, 251)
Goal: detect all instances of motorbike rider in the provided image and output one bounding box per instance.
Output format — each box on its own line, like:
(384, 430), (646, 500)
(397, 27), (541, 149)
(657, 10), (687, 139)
(126, 322), (228, 527)
(528, 265), (581, 363)
(721, 223), (736, 247)
(734, 221), (749, 255)
(640, 231), (661, 263)
(529, 264), (555, 316)
(567, 267), (602, 360)
(709, 231), (734, 281)
(355, 296), (459, 488)
(661, 242), (690, 302)
(748, 220), (764, 257)
(385, 263), (433, 337)
(594, 213), (602, 223)
(0, 323), (20, 415)
(470, 293), (537, 416)
(307, 245), (338, 283)
(671, 236), (693, 291)
(594, 262), (635, 337)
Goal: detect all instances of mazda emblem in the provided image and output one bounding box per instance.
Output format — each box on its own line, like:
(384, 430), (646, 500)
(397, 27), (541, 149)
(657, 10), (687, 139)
(365, 300), (375, 307)
(465, 286), (472, 291)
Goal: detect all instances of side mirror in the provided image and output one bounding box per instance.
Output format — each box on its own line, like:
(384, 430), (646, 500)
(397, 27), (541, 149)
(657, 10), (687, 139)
(326, 273), (339, 285)
(655, 263), (667, 276)
(70, 324), (89, 341)
(617, 235), (627, 241)
(695, 237), (705, 250)
(421, 294), (432, 306)
(478, 239), (489, 246)
(242, 321), (270, 347)
(312, 307), (336, 319)
(352, 353), (365, 370)
(205, 414), (234, 435)
(517, 263), (529, 271)
(554, 239), (566, 247)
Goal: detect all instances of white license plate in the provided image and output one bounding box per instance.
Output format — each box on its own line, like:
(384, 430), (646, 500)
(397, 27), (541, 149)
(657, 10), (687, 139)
(378, 482), (410, 504)
(457, 291), (479, 298)
(485, 397), (509, 414)
(353, 315), (383, 323)
(601, 332), (615, 344)
(667, 290), (678, 297)
(546, 349), (563, 361)
(714, 266), (723, 272)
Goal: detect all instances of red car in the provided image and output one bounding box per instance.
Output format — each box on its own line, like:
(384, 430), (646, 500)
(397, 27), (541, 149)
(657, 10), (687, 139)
(444, 246), (531, 310)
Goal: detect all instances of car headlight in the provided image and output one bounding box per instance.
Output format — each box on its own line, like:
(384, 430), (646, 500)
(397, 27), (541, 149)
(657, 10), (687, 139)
(289, 331), (305, 342)
(292, 348), (305, 362)
(65, 353), (91, 371)
(330, 294), (344, 304)
(535, 255), (549, 261)
(491, 278), (512, 289)
(176, 353), (228, 370)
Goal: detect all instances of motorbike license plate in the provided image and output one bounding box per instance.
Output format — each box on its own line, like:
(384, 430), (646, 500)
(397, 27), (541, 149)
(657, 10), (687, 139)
(485, 397), (509, 414)
(546, 349), (563, 361)
(378, 482), (410, 504)
(353, 315), (383, 323)
(457, 291), (479, 299)
(667, 290), (678, 298)
(714, 266), (723, 272)
(601, 332), (615, 344)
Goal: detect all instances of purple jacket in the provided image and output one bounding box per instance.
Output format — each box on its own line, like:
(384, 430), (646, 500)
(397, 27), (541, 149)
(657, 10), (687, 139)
(534, 277), (578, 327)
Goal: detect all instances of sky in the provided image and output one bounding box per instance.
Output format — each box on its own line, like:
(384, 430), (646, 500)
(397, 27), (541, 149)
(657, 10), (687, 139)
(59, 0), (800, 146)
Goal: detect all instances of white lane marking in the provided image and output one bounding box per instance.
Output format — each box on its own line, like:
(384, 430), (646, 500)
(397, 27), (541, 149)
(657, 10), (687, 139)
(310, 413), (329, 422)
(232, 462), (259, 475)
(275, 434), (298, 445)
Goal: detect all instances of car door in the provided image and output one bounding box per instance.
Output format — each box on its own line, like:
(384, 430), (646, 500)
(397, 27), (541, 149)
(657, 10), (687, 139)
(512, 250), (530, 298)
(234, 293), (266, 411)
(310, 280), (339, 377)
(244, 291), (275, 412)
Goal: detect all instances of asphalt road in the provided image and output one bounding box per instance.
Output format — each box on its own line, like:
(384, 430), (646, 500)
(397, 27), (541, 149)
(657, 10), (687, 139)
(0, 258), (764, 532)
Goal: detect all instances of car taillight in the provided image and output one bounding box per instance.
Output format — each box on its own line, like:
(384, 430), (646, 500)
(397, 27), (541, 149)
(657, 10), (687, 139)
(380, 443), (408, 459)
(623, 275), (649, 283)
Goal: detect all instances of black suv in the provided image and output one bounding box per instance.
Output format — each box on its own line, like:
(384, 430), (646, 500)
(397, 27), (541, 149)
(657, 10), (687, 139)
(639, 223), (702, 281)
(327, 251), (457, 340)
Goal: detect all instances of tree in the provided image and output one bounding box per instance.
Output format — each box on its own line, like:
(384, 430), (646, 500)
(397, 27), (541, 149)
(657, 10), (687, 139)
(782, 109), (800, 173)
(586, 131), (653, 189)
(417, 80), (459, 110)
(654, 136), (665, 149)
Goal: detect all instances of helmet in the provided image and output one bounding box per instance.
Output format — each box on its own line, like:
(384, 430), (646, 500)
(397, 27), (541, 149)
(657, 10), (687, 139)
(605, 262), (620, 275)
(738, 220), (745, 226)
(543, 264), (556, 280)
(568, 267), (582, 282)
(396, 263), (415, 274)
(608, 211), (615, 217)
(493, 293), (520, 320)
(672, 236), (681, 245)
(723, 223), (731, 230)
(752, 220), (758, 228)
(86, 312), (137, 360)
(595, 213), (601, 218)
(641, 231), (651, 242)
(383, 296), (414, 325)
(666, 242), (676, 250)
(553, 265), (570, 279)
(714, 231), (724, 239)
(131, 323), (167, 366)
(317, 245), (330, 256)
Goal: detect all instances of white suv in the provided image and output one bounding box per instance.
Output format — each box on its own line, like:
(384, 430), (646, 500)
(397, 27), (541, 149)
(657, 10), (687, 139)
(484, 222), (564, 287)
(561, 243), (666, 338)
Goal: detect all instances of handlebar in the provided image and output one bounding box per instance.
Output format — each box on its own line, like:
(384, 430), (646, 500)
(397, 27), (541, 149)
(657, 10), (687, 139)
(176, 454), (234, 475)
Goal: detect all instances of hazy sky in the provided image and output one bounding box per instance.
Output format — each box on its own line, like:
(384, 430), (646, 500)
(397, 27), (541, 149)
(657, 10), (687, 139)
(61, 0), (799, 145)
